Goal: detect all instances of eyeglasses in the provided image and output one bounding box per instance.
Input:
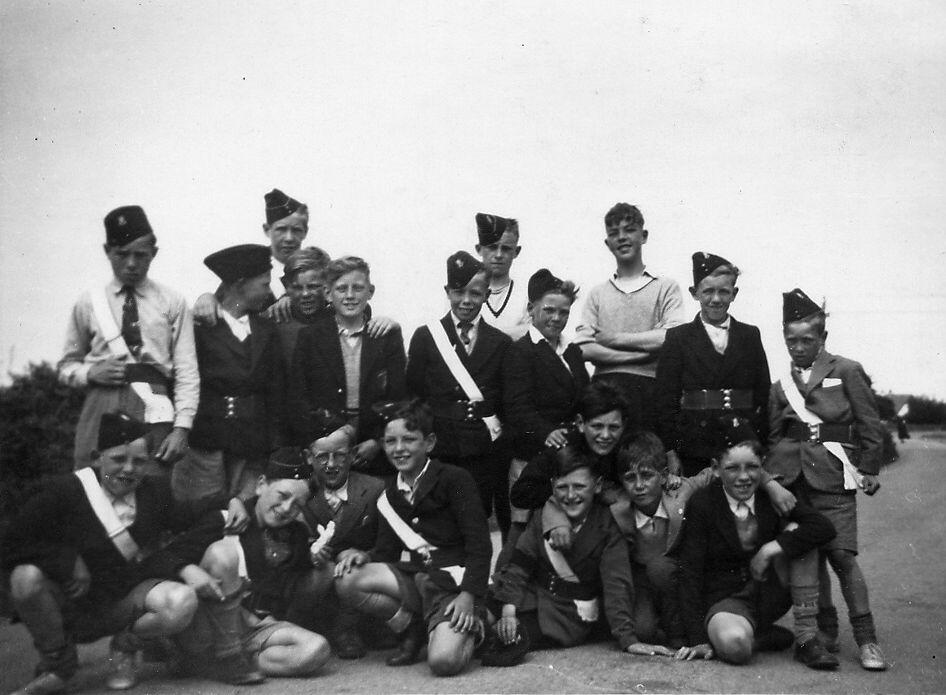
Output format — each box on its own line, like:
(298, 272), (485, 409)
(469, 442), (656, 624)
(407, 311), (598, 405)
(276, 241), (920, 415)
(311, 450), (352, 467)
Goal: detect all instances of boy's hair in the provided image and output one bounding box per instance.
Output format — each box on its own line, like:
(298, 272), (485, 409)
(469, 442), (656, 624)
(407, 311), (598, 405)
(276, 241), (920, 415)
(325, 255), (370, 287)
(604, 203), (644, 229)
(616, 431), (667, 475)
(714, 437), (765, 463)
(577, 381), (629, 422)
(284, 246), (330, 280)
(705, 264), (740, 284)
(550, 442), (599, 480)
(539, 280), (579, 304)
(384, 399), (435, 437)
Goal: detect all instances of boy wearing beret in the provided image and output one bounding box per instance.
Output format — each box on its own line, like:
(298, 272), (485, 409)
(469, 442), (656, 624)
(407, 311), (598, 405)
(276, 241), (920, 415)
(574, 203), (685, 433)
(4, 412), (223, 694)
(765, 289), (888, 671)
(172, 244), (286, 525)
(655, 252), (771, 476)
(405, 251), (512, 536)
(58, 205), (199, 473)
(474, 212), (530, 340)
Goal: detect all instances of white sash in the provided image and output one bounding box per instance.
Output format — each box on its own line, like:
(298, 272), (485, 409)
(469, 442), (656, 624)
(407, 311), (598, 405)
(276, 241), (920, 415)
(427, 321), (502, 441)
(219, 510), (249, 578)
(779, 375), (862, 490)
(542, 539), (600, 622)
(89, 286), (175, 424)
(75, 468), (142, 562)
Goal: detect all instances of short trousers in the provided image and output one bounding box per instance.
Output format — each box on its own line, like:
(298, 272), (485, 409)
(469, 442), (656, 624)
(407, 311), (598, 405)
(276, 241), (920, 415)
(65, 578), (164, 643)
(705, 574), (791, 635)
(805, 489), (858, 553)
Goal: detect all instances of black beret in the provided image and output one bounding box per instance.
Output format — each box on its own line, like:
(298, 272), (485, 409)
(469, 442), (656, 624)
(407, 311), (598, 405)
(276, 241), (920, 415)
(264, 188), (306, 224)
(97, 411), (149, 451)
(782, 288), (823, 325)
(691, 252), (732, 287)
(475, 212), (517, 246)
(445, 251), (485, 290)
(104, 206), (154, 247)
(527, 268), (564, 302)
(265, 447), (312, 480)
(204, 244), (272, 283)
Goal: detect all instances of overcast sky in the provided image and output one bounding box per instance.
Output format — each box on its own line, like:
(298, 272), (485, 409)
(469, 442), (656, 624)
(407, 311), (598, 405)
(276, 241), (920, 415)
(2, 2), (944, 399)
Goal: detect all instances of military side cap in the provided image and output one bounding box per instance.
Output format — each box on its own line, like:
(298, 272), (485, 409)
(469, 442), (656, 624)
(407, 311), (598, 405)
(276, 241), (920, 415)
(97, 411), (149, 451)
(104, 206), (154, 247)
(475, 212), (517, 245)
(782, 288), (823, 324)
(446, 251), (485, 289)
(204, 244), (272, 283)
(527, 268), (564, 302)
(265, 447), (312, 480)
(692, 252), (732, 287)
(712, 415), (760, 453)
(264, 188), (305, 224)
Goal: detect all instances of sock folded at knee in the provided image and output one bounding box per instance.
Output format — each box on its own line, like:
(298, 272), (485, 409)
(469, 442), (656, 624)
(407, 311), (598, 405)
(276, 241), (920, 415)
(850, 612), (878, 646)
(203, 591), (247, 659)
(386, 606), (415, 634)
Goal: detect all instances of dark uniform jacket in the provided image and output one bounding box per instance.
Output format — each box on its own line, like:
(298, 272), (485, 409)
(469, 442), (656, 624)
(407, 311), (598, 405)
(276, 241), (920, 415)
(655, 315), (770, 462)
(677, 479), (836, 645)
(189, 313), (285, 455)
(766, 350), (884, 493)
(405, 315), (511, 459)
(370, 460), (492, 598)
(302, 471), (384, 553)
(502, 333), (589, 460)
(490, 502), (637, 649)
(291, 314), (406, 447)
(1, 473), (222, 605)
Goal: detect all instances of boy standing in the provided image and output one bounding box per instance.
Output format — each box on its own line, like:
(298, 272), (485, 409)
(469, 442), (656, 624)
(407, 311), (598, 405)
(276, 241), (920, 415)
(474, 212), (530, 340)
(405, 251), (512, 534)
(765, 288), (887, 671)
(59, 205), (199, 472)
(574, 203), (685, 432)
(655, 252), (770, 476)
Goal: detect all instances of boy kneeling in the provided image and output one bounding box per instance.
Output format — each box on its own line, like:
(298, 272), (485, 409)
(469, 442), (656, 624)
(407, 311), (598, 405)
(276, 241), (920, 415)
(335, 400), (492, 676)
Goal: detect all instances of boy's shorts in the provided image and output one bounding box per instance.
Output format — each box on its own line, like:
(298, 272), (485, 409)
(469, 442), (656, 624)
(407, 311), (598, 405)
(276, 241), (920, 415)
(705, 574), (791, 635)
(804, 490), (858, 553)
(178, 603), (295, 658)
(388, 564), (484, 635)
(62, 577), (164, 643)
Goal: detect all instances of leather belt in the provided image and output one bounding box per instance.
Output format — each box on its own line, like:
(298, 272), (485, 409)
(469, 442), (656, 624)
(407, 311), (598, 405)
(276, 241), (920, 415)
(681, 389), (753, 411)
(784, 421), (853, 444)
(205, 394), (261, 420)
(534, 566), (599, 601)
(431, 400), (496, 422)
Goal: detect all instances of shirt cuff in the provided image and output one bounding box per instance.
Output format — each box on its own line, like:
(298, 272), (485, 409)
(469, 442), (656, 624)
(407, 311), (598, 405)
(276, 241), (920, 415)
(173, 413), (195, 430)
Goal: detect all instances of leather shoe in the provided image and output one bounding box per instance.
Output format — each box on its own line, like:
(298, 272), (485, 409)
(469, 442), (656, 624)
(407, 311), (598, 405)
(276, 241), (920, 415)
(794, 637), (839, 670)
(386, 619), (426, 667)
(859, 642), (888, 671)
(334, 630), (367, 660)
(11, 672), (69, 695)
(818, 630), (840, 653)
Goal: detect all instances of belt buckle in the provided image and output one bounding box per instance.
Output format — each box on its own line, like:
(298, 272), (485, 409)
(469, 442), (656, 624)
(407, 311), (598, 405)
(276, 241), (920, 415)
(547, 575), (558, 594)
(462, 400), (476, 421)
(807, 423), (820, 442)
(224, 395), (237, 419)
(721, 388), (733, 410)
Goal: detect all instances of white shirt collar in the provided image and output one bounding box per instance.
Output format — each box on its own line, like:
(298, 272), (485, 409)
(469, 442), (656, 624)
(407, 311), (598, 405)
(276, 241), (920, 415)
(396, 459), (431, 501)
(635, 500), (669, 529)
(221, 309), (251, 341)
(723, 490), (755, 516)
(325, 482), (349, 502)
(701, 315), (731, 331)
(609, 267), (656, 294)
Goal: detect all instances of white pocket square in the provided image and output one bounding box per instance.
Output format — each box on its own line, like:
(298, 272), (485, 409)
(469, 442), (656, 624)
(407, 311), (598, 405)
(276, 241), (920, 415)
(822, 378), (843, 388)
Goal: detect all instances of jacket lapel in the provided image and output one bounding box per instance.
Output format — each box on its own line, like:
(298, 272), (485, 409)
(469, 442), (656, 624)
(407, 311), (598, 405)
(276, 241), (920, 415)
(332, 476), (370, 541)
(719, 317), (747, 375)
(711, 484), (744, 554)
(408, 459), (442, 509)
(803, 350), (835, 396)
(211, 320), (250, 359)
(466, 318), (500, 373)
(687, 315), (724, 375)
(536, 339), (574, 391)
(439, 314), (472, 368)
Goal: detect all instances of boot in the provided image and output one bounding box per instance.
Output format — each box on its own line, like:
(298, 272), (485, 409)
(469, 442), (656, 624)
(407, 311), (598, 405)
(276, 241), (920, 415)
(386, 616), (426, 667)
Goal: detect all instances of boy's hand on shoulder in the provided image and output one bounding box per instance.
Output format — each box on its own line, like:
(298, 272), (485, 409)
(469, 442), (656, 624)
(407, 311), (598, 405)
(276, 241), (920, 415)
(444, 590), (475, 633)
(666, 450), (682, 476)
(223, 498), (250, 534)
(547, 525), (575, 551)
(544, 428), (570, 449)
(626, 642), (674, 657)
(366, 315), (399, 337)
(860, 473), (881, 495)
(193, 292), (222, 326)
(263, 295), (293, 323)
(764, 480), (797, 516)
(333, 549), (369, 576)
(674, 643), (714, 661)
(664, 474), (683, 491)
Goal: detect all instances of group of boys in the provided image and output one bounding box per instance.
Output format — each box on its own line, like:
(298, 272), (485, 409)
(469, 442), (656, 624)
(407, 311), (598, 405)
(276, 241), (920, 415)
(3, 192), (888, 693)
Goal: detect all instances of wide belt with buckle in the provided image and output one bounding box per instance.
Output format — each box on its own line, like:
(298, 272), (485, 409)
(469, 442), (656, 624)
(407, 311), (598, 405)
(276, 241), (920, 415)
(680, 389), (753, 411)
(784, 421), (853, 444)
(534, 566), (599, 601)
(205, 394), (260, 420)
(431, 400), (496, 422)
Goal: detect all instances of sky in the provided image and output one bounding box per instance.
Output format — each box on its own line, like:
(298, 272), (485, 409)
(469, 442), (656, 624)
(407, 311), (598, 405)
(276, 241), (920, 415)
(2, 1), (945, 398)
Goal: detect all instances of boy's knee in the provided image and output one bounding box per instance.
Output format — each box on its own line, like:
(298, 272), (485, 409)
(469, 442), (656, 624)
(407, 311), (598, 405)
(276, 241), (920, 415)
(200, 539), (240, 579)
(825, 549), (856, 572)
(428, 650), (469, 677)
(299, 634), (332, 674)
(151, 582), (198, 630)
(714, 633), (753, 665)
(9, 564), (48, 601)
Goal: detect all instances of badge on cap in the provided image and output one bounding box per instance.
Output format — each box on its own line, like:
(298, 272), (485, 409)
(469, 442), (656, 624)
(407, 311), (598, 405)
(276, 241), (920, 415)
(264, 188), (306, 224)
(446, 251), (485, 289)
(265, 447), (312, 480)
(104, 205), (154, 247)
(475, 212), (517, 246)
(691, 252), (732, 287)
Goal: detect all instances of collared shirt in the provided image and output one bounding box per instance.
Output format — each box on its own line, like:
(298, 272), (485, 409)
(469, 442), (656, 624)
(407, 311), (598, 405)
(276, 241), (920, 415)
(270, 258), (286, 300)
(701, 315), (731, 355)
(221, 310), (252, 342)
(609, 267), (656, 295)
(450, 312), (479, 353)
(324, 482), (350, 513)
(396, 459), (431, 504)
(337, 321), (366, 410)
(58, 277), (200, 429)
(104, 488), (137, 528)
(635, 500), (670, 530)
(794, 365), (813, 384)
(480, 276), (531, 340)
(723, 491), (756, 518)
(528, 325), (572, 372)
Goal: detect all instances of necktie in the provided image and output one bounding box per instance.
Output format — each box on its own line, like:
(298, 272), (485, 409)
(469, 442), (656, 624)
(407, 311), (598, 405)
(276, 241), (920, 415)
(457, 321), (473, 352)
(326, 492), (343, 514)
(734, 502), (758, 552)
(121, 286), (143, 358)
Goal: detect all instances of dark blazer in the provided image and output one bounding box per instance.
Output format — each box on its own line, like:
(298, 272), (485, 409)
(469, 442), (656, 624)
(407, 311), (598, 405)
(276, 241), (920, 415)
(766, 350), (884, 492)
(189, 312), (285, 455)
(405, 315), (511, 459)
(371, 460), (492, 597)
(302, 471), (384, 553)
(1, 473), (222, 605)
(490, 502), (637, 649)
(503, 332), (589, 460)
(676, 479), (836, 645)
(655, 315), (770, 461)
(290, 314), (406, 446)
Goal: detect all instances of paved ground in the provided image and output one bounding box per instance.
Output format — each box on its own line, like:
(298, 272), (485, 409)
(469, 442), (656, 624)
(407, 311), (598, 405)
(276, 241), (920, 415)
(2, 437), (945, 694)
